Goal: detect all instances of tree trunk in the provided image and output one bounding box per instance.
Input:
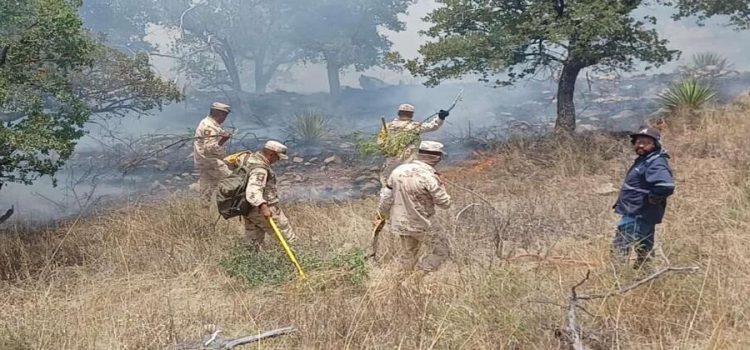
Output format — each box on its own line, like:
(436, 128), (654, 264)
(555, 61), (584, 134)
(254, 69), (270, 94)
(225, 57), (243, 93)
(0, 46), (8, 67)
(253, 49), (269, 94)
(324, 52), (341, 98)
(218, 39), (243, 93)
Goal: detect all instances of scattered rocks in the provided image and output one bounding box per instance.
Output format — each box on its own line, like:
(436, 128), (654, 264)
(354, 175), (369, 183)
(188, 182), (200, 192)
(577, 124), (599, 132)
(292, 157), (304, 163)
(611, 110), (639, 120)
(155, 160), (169, 171)
(360, 182), (380, 193)
(149, 181), (167, 192)
(324, 155), (339, 164)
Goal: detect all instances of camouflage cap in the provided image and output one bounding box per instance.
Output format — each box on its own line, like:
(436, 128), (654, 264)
(418, 140), (444, 154)
(398, 103), (415, 112)
(211, 102), (231, 113)
(264, 140), (289, 160)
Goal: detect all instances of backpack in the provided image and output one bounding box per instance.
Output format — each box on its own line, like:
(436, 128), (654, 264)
(215, 161), (269, 219)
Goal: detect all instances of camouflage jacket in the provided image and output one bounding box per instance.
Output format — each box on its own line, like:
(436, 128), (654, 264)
(378, 116), (444, 160)
(243, 153), (280, 206)
(378, 160), (452, 234)
(193, 116), (227, 165)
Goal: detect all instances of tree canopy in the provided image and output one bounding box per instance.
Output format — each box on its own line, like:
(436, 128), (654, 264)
(80, 0), (413, 97)
(291, 0), (413, 96)
(0, 0), (181, 190)
(670, 0), (750, 29)
(156, 0), (303, 94)
(407, 0), (679, 133)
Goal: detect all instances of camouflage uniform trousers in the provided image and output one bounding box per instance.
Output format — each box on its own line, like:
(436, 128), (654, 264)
(397, 230), (450, 272)
(243, 205), (297, 250)
(196, 160), (232, 206)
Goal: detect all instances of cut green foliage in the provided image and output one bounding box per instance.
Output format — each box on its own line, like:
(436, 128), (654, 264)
(379, 130), (420, 159)
(659, 79), (716, 112)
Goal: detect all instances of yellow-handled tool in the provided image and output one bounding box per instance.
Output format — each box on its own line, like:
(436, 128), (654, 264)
(268, 217), (307, 280)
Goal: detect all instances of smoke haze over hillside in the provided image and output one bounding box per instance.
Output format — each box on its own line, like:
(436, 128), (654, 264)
(2, 0), (750, 222)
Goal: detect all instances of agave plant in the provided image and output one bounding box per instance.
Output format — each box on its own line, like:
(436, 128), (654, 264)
(286, 112), (332, 146)
(691, 52), (731, 71)
(659, 79), (716, 112)
(679, 52), (735, 83)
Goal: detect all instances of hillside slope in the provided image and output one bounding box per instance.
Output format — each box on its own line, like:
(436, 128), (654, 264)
(2, 95), (750, 349)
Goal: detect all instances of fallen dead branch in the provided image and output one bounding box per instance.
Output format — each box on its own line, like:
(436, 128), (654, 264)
(175, 326), (297, 350)
(563, 266), (700, 350)
(441, 178), (501, 215)
(503, 254), (597, 267)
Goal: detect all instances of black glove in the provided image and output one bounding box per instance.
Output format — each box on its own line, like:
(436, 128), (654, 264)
(438, 109), (449, 120)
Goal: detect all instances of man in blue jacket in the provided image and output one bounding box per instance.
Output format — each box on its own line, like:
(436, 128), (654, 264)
(613, 127), (675, 269)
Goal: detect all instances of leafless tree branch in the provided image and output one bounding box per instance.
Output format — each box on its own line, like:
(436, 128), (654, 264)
(176, 326), (297, 350)
(563, 266), (700, 350)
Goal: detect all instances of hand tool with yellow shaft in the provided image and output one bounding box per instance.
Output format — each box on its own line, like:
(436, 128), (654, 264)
(268, 217), (307, 280)
(367, 214), (387, 259)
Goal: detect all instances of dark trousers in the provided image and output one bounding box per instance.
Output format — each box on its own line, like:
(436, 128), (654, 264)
(612, 218), (656, 268)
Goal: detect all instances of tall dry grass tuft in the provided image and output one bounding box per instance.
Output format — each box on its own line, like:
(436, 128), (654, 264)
(3, 97), (750, 349)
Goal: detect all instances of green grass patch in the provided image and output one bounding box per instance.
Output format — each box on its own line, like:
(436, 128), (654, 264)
(220, 245), (370, 288)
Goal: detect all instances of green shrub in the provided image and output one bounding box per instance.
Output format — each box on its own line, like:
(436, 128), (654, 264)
(343, 131), (381, 158)
(659, 79), (716, 112)
(220, 245), (370, 288)
(679, 52), (735, 84)
(690, 52), (731, 72)
(286, 112), (331, 146)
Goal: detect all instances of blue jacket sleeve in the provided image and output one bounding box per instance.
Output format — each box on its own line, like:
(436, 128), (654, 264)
(645, 159), (675, 198)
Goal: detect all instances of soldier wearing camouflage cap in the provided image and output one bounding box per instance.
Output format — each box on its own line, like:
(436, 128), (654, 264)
(241, 140), (296, 250)
(378, 141), (452, 285)
(193, 102), (233, 206)
(377, 104), (450, 187)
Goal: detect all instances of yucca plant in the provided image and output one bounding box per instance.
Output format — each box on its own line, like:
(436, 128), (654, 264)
(286, 112), (331, 146)
(691, 52), (731, 71)
(679, 52), (735, 83)
(659, 79), (716, 112)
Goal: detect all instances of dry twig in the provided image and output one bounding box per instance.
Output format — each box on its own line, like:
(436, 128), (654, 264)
(176, 326), (297, 350)
(564, 266), (700, 350)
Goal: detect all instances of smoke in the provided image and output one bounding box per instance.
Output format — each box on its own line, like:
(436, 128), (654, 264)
(3, 1), (750, 223)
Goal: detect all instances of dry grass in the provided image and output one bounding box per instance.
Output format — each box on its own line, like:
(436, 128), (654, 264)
(2, 99), (750, 349)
